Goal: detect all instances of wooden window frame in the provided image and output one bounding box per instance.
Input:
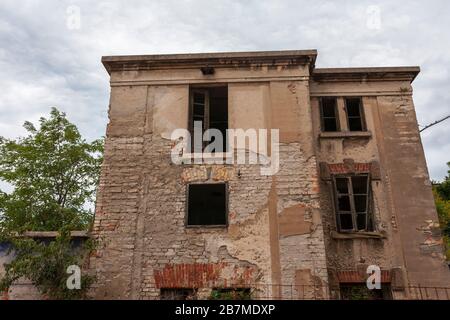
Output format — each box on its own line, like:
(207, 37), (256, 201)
(189, 89), (210, 152)
(332, 174), (373, 233)
(319, 97), (340, 132)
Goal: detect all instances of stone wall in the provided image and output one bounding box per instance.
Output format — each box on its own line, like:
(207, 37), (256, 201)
(90, 68), (329, 299)
(91, 51), (450, 300)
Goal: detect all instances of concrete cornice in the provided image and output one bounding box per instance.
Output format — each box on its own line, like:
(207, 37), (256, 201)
(313, 66), (420, 83)
(102, 50), (318, 74)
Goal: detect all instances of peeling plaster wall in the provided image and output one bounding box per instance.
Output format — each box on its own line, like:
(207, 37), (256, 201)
(91, 63), (329, 299)
(92, 56), (448, 300)
(310, 79), (450, 291)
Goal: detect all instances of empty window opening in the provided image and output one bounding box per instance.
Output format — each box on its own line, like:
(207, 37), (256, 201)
(187, 183), (227, 226)
(345, 98), (366, 131)
(160, 288), (197, 300)
(333, 175), (373, 232)
(189, 86), (228, 152)
(339, 284), (392, 300)
(320, 97), (339, 132)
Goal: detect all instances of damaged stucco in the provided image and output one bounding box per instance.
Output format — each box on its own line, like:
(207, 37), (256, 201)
(86, 51), (450, 300)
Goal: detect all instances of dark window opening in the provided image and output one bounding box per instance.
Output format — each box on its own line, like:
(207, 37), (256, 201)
(187, 183), (227, 226)
(345, 98), (366, 131)
(160, 288), (197, 300)
(210, 288), (252, 300)
(320, 97), (339, 132)
(189, 86), (228, 152)
(339, 284), (392, 300)
(333, 175), (373, 232)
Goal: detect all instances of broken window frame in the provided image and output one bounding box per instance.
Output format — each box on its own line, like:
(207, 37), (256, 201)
(185, 182), (229, 228)
(344, 97), (367, 132)
(319, 97), (340, 132)
(332, 174), (373, 233)
(188, 85), (228, 153)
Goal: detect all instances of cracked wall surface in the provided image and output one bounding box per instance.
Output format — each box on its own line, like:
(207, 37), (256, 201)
(90, 59), (330, 299)
(89, 51), (449, 300)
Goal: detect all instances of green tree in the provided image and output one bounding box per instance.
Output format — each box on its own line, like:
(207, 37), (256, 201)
(433, 162), (450, 260)
(0, 108), (103, 299)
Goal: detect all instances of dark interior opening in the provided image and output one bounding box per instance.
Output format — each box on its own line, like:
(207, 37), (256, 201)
(334, 175), (372, 232)
(345, 98), (365, 131)
(187, 183), (227, 226)
(320, 97), (339, 132)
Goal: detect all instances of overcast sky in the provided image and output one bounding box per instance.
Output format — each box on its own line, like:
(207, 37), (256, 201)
(0, 0), (449, 180)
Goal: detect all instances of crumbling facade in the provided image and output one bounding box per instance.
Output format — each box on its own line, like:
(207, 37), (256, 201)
(90, 50), (450, 300)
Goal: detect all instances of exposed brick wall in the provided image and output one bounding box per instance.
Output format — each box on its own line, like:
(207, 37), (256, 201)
(91, 135), (329, 299)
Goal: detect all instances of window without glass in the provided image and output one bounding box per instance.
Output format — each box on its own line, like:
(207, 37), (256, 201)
(187, 183), (227, 226)
(160, 288), (197, 300)
(345, 98), (366, 131)
(189, 86), (228, 152)
(333, 175), (373, 232)
(320, 97), (339, 132)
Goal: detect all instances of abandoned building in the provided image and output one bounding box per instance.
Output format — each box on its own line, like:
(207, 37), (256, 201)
(89, 50), (450, 300)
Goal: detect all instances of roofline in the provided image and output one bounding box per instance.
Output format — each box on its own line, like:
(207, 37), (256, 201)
(102, 50), (318, 74)
(313, 66), (420, 83)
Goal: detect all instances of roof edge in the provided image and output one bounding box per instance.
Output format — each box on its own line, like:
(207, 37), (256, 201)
(313, 66), (420, 83)
(102, 50), (318, 74)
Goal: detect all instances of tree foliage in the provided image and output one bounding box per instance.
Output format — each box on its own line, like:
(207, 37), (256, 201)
(433, 162), (450, 260)
(0, 108), (103, 299)
(0, 108), (103, 233)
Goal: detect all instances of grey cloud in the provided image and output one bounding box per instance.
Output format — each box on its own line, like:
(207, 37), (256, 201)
(0, 0), (449, 179)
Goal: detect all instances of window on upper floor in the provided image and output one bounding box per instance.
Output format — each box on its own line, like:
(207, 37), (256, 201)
(189, 86), (228, 153)
(319, 97), (368, 133)
(187, 183), (228, 226)
(332, 174), (373, 232)
(345, 97), (366, 131)
(319, 97), (339, 132)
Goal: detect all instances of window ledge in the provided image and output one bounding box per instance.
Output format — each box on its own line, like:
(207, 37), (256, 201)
(331, 230), (386, 240)
(319, 131), (372, 139)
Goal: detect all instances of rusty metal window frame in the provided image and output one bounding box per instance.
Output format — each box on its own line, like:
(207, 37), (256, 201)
(332, 174), (373, 232)
(344, 97), (367, 132)
(319, 97), (340, 132)
(185, 182), (229, 228)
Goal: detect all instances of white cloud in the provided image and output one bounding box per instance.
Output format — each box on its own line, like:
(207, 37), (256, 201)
(0, 0), (449, 180)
